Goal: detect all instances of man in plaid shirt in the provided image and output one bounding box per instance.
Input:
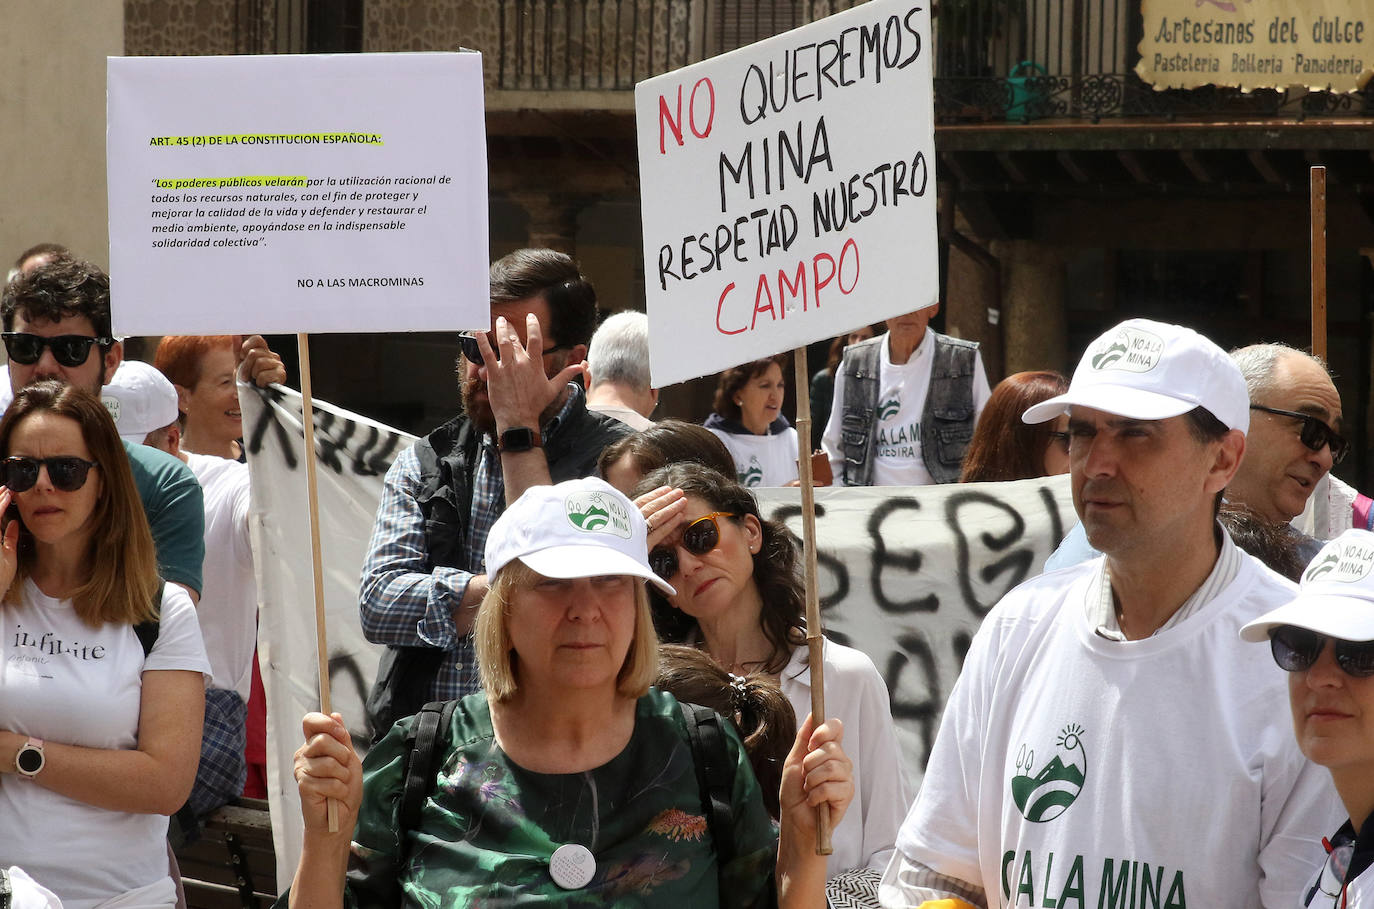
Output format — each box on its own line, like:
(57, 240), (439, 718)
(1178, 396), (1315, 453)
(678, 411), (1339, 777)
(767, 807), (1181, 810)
(359, 249), (631, 738)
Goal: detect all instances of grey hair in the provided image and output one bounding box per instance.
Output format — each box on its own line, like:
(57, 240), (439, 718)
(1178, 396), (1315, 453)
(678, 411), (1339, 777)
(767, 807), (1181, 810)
(1229, 343), (1328, 400)
(588, 310), (652, 391)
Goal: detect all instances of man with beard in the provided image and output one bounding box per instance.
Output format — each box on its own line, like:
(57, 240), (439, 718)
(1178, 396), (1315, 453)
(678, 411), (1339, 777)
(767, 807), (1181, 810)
(881, 319), (1339, 909)
(359, 249), (630, 736)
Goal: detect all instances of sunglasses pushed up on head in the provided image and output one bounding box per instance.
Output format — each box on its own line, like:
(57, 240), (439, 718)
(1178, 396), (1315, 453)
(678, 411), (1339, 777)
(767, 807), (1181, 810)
(2, 456), (98, 493)
(1269, 624), (1374, 678)
(1, 333), (112, 368)
(648, 512), (738, 581)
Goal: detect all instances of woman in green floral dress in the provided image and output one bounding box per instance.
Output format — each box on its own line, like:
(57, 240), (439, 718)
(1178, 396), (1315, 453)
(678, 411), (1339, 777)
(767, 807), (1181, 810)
(287, 477), (853, 908)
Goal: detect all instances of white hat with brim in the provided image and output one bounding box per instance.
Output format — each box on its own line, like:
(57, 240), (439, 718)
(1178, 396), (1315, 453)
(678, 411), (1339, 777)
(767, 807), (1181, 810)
(1022, 383), (1200, 425)
(1240, 529), (1374, 643)
(520, 543), (674, 596)
(485, 476), (676, 596)
(1021, 318), (1249, 434)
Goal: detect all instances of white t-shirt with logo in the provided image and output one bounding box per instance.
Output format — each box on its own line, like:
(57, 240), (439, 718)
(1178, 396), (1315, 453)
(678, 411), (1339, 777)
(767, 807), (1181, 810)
(707, 426), (800, 488)
(822, 331), (991, 487)
(889, 546), (1341, 909)
(187, 452), (256, 700)
(0, 579), (211, 909)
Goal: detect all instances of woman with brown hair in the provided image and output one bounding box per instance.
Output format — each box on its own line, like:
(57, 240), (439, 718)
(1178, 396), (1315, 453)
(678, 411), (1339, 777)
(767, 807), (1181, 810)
(635, 463), (910, 888)
(705, 355), (801, 488)
(0, 380), (209, 908)
(958, 370), (1071, 483)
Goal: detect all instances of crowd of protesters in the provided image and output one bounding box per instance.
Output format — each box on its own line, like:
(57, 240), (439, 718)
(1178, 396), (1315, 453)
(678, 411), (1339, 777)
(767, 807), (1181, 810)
(2, 240), (1372, 909)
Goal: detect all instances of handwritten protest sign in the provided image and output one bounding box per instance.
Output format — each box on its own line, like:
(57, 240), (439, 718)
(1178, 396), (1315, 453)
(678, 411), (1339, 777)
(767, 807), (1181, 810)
(635, 0), (937, 386)
(240, 382), (1073, 882)
(107, 53), (489, 335)
(1137, 0), (1372, 92)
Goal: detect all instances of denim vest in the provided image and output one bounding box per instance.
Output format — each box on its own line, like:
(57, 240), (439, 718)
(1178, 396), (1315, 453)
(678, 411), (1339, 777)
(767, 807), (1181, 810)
(838, 331), (980, 485)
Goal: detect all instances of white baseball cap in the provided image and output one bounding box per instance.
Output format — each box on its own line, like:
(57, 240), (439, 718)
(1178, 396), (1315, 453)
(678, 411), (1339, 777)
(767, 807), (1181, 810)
(102, 360), (180, 444)
(485, 477), (675, 595)
(1240, 529), (1374, 643)
(1022, 318), (1249, 434)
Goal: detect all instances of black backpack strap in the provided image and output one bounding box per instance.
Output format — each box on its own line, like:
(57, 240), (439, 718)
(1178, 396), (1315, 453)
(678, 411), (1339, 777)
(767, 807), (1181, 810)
(398, 700), (458, 856)
(680, 701), (735, 866)
(133, 581), (165, 659)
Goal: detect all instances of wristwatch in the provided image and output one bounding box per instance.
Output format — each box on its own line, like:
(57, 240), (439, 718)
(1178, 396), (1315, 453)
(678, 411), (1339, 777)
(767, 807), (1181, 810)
(15, 737), (44, 778)
(498, 427), (543, 453)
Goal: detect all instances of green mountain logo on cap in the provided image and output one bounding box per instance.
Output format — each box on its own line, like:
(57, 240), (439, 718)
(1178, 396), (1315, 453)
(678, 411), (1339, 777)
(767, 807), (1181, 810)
(1304, 541), (1374, 585)
(1089, 328), (1163, 373)
(877, 397), (901, 421)
(565, 492), (632, 539)
(1010, 723), (1086, 824)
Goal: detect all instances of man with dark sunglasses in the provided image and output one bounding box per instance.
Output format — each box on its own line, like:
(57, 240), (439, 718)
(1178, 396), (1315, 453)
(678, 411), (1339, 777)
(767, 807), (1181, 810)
(883, 319), (1340, 909)
(1241, 529), (1374, 907)
(0, 254), (205, 604)
(359, 248), (630, 737)
(1230, 343), (1359, 536)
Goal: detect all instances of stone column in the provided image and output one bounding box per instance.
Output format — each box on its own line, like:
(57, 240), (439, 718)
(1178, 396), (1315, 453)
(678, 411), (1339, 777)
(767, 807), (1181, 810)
(996, 240), (1068, 376)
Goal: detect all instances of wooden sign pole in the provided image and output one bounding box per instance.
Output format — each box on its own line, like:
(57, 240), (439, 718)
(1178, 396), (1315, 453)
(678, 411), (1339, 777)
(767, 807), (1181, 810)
(791, 345), (832, 856)
(1311, 166), (1327, 359)
(296, 332), (338, 832)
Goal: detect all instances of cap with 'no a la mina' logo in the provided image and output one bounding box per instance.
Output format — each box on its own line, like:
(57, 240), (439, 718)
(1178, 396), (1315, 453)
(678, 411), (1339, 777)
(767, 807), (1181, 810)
(1240, 528), (1374, 644)
(485, 477), (675, 595)
(1022, 317), (1249, 434)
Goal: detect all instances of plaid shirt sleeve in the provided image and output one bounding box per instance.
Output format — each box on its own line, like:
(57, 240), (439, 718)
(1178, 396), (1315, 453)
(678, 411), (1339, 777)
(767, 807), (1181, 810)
(358, 446), (475, 651)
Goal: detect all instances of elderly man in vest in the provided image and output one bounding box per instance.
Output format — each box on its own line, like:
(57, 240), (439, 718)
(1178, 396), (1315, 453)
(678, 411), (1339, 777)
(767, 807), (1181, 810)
(358, 249), (631, 739)
(821, 303), (990, 486)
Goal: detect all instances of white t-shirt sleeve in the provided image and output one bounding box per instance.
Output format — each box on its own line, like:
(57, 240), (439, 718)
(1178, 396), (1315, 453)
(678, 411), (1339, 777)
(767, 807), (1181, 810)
(893, 614), (994, 891)
(1256, 730), (1342, 909)
(848, 650), (912, 873)
(147, 582), (213, 679)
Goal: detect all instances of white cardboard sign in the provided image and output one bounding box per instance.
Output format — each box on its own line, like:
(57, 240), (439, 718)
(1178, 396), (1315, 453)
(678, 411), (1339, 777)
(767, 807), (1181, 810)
(635, 0), (937, 386)
(107, 53), (489, 336)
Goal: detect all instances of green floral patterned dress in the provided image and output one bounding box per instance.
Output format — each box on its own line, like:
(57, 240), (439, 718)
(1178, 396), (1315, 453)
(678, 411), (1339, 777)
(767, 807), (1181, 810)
(338, 688), (780, 908)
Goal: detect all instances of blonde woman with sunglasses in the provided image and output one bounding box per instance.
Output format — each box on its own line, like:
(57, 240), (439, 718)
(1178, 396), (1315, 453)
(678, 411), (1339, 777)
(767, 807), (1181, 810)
(0, 380), (209, 909)
(635, 462), (910, 902)
(1242, 529), (1374, 907)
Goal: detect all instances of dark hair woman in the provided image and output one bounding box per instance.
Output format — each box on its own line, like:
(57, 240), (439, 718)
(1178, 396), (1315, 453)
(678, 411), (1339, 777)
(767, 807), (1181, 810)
(705, 355), (800, 488)
(635, 462), (910, 885)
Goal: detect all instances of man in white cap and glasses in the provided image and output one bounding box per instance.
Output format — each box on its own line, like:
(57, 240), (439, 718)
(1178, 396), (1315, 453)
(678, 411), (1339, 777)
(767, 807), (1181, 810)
(1241, 528), (1374, 907)
(880, 318), (1340, 909)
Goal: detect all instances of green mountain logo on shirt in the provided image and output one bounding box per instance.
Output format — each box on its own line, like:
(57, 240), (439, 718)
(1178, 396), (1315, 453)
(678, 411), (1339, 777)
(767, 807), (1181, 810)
(877, 397), (901, 421)
(1011, 723), (1086, 823)
(1088, 328), (1163, 373)
(564, 492), (632, 539)
(739, 457), (764, 488)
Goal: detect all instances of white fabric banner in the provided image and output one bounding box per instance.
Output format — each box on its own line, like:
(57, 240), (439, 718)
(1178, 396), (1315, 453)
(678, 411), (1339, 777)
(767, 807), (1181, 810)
(240, 383), (1075, 886)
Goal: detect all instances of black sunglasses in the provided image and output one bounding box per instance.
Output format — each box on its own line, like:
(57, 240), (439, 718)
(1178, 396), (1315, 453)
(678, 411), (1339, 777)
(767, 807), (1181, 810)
(1249, 404), (1349, 465)
(2, 333), (114, 368)
(1270, 625), (1374, 678)
(648, 512), (737, 581)
(2, 456), (99, 493)
(458, 331), (571, 367)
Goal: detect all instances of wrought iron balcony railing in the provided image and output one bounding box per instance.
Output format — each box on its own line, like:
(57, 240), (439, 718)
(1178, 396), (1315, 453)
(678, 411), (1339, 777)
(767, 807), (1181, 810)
(490, 0), (1374, 121)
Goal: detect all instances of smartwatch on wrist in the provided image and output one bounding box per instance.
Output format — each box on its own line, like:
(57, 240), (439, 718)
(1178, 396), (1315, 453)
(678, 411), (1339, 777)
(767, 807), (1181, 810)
(15, 737), (44, 778)
(498, 427), (543, 453)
